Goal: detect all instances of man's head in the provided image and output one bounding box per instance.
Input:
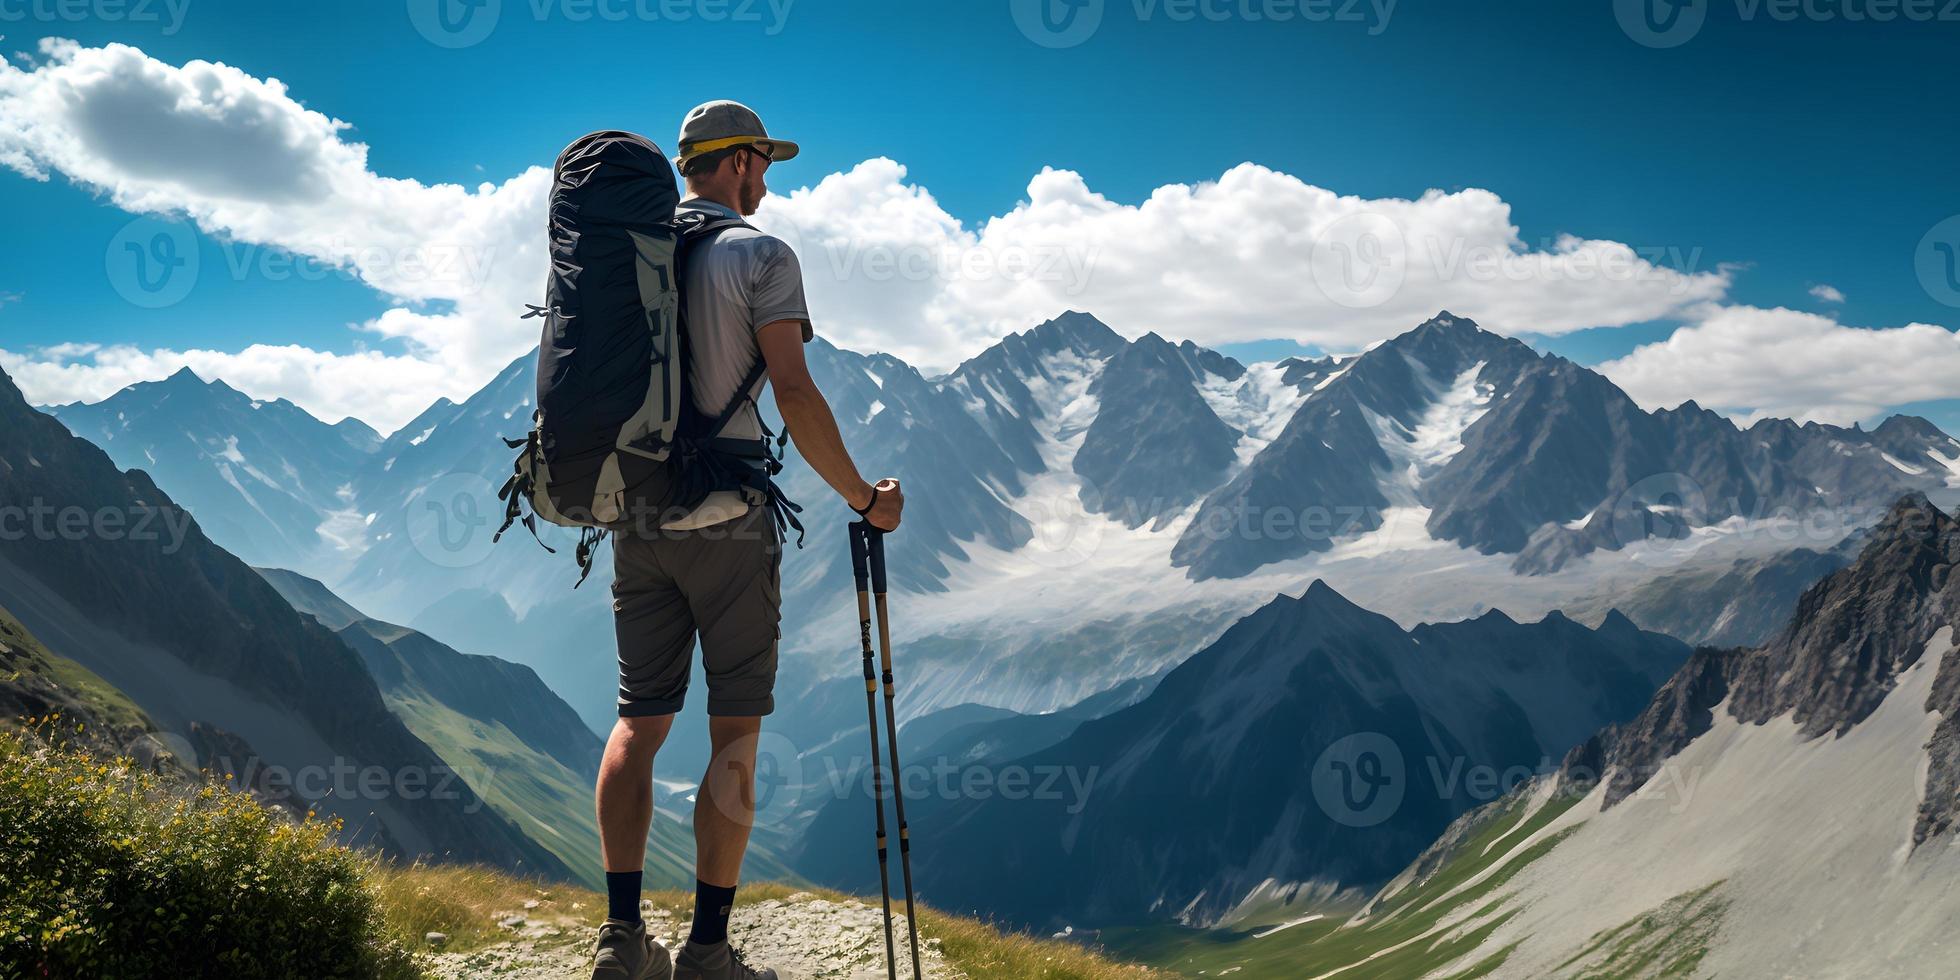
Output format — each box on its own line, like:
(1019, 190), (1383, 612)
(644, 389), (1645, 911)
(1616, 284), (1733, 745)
(676, 101), (799, 217)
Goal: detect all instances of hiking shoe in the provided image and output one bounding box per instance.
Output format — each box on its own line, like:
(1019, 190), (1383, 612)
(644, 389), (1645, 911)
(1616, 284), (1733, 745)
(593, 918), (673, 980)
(675, 939), (778, 980)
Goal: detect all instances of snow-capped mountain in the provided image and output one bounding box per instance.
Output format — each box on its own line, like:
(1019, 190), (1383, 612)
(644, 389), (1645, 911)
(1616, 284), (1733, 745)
(50, 368), (380, 569)
(793, 582), (1690, 930)
(41, 311), (1960, 738)
(1274, 493), (1960, 978)
(1173, 312), (1960, 579)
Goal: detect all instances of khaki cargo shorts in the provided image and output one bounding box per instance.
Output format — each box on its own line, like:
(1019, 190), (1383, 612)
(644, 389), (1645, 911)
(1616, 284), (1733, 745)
(610, 506), (782, 718)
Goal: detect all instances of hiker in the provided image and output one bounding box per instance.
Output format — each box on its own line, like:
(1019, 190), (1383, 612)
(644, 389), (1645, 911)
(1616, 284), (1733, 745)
(590, 101), (904, 980)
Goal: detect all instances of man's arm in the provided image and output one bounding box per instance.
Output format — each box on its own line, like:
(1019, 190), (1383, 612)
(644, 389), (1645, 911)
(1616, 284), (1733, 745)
(758, 320), (903, 530)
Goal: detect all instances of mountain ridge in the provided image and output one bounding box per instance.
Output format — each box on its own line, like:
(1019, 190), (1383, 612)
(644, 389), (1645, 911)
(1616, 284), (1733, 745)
(1, 364), (570, 879)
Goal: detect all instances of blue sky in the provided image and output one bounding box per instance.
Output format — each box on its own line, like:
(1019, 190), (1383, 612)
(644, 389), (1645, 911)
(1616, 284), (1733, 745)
(2, 0), (1959, 432)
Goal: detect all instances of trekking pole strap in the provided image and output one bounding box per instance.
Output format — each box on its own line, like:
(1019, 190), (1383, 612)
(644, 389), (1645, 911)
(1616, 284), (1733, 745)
(851, 485), (881, 517)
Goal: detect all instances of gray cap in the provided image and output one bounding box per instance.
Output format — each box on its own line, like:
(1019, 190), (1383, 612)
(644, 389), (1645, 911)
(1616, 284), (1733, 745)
(676, 100), (800, 168)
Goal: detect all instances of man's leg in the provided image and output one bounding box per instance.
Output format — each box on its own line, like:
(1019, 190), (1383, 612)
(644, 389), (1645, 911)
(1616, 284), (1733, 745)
(689, 715), (761, 946)
(597, 714), (675, 922)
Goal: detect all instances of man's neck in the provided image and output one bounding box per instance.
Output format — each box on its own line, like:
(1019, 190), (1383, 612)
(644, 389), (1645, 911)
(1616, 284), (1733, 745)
(684, 188), (744, 216)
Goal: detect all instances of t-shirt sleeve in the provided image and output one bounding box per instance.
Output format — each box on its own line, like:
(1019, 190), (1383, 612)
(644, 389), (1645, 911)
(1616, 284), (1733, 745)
(751, 238), (814, 342)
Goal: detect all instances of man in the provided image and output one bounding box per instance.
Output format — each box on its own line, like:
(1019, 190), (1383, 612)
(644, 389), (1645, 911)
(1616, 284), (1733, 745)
(591, 101), (904, 980)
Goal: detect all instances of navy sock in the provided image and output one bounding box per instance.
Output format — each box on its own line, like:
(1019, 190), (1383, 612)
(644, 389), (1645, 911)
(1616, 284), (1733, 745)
(605, 870), (643, 924)
(689, 880), (738, 946)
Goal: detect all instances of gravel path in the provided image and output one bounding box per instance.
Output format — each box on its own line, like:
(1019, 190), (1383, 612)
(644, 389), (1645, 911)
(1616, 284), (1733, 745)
(424, 892), (954, 980)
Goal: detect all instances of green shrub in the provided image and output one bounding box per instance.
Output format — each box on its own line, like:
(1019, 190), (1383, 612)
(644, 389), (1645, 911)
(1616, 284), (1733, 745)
(0, 730), (418, 979)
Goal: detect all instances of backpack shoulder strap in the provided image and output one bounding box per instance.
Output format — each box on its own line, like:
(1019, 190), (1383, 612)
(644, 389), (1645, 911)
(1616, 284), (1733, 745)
(675, 208), (769, 439)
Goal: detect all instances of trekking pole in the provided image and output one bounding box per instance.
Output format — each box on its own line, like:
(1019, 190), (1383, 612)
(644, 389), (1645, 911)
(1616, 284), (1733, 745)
(850, 521), (899, 980)
(864, 526), (925, 980)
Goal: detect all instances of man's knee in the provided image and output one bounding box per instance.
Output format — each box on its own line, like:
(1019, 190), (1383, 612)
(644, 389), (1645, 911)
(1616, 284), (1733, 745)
(609, 714), (675, 760)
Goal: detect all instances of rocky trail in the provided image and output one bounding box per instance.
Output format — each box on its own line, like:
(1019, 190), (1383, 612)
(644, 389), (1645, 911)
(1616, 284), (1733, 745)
(423, 891), (954, 980)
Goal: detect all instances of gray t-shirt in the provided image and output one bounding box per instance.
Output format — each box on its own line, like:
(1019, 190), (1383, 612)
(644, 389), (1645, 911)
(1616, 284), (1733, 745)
(666, 199), (811, 528)
(678, 199), (813, 441)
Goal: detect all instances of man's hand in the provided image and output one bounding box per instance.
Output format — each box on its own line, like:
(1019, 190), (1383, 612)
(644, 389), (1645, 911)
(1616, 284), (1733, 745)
(859, 478), (903, 532)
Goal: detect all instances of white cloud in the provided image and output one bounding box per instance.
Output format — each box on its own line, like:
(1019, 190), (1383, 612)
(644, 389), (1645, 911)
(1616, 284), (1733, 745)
(0, 39), (546, 430)
(0, 342), (460, 426)
(757, 159), (1732, 371)
(1599, 305), (1960, 425)
(1810, 284), (1846, 303)
(4, 39), (1731, 427)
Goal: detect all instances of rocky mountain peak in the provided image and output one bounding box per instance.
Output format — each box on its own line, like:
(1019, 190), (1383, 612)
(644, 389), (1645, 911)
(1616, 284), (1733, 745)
(1583, 493), (1960, 813)
(1027, 310), (1126, 356)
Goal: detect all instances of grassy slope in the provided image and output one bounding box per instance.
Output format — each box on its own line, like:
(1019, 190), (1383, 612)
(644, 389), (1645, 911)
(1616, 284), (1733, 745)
(5, 725), (1157, 980)
(1102, 789), (1586, 979)
(380, 687), (796, 894)
(1554, 882), (1726, 980)
(0, 604), (155, 746)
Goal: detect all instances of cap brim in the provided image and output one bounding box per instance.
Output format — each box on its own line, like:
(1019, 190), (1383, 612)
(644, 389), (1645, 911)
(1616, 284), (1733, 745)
(761, 139), (799, 163)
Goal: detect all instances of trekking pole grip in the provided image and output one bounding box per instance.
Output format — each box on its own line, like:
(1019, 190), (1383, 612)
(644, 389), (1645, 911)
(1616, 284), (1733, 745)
(865, 524), (888, 595)
(849, 520), (871, 591)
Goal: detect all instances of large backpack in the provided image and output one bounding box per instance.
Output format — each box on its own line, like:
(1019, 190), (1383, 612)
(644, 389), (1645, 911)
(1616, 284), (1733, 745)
(495, 130), (798, 582)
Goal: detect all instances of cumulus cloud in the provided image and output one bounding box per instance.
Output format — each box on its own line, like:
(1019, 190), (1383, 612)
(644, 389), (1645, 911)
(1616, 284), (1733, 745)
(1598, 305), (1960, 425)
(3, 39), (1731, 427)
(758, 159), (1732, 371)
(0, 39), (547, 429)
(1810, 284), (1846, 303)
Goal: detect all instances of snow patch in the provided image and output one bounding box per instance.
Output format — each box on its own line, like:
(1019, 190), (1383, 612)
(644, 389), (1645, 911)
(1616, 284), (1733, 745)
(1881, 452), (1928, 476)
(1359, 359), (1492, 504)
(1200, 362), (1310, 468)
